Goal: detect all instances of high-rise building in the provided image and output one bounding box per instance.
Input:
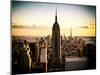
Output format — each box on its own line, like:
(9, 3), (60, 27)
(39, 38), (47, 72)
(51, 8), (61, 68)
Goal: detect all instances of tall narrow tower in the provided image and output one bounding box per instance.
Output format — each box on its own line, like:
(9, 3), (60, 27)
(70, 27), (72, 51)
(51, 7), (61, 68)
(70, 27), (72, 38)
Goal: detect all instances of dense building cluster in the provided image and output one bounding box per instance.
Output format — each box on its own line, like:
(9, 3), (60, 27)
(61, 36), (86, 58)
(12, 35), (90, 73)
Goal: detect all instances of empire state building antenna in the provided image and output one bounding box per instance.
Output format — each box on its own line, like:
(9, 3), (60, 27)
(55, 5), (58, 23)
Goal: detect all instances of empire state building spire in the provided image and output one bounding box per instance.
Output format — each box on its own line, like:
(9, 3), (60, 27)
(55, 7), (57, 23)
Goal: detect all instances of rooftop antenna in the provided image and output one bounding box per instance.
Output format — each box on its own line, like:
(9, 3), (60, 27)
(55, 5), (58, 23)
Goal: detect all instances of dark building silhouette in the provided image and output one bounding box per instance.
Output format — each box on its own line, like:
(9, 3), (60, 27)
(51, 8), (62, 69)
(12, 41), (30, 74)
(86, 43), (96, 69)
(29, 42), (39, 64)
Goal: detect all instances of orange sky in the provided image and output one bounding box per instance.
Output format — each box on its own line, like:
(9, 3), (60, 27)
(12, 1), (96, 37)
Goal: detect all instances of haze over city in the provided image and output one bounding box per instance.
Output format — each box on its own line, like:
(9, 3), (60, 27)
(12, 1), (96, 37)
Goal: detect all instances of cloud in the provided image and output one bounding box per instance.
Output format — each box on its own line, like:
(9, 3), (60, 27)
(80, 26), (89, 29)
(12, 23), (49, 29)
(80, 24), (95, 29)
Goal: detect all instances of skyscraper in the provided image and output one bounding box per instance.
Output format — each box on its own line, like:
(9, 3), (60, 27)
(51, 8), (61, 68)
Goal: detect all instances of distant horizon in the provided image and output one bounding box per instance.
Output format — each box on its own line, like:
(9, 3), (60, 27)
(12, 35), (96, 37)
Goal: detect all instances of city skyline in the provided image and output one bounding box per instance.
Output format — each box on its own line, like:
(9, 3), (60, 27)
(12, 1), (96, 37)
(12, 1), (96, 74)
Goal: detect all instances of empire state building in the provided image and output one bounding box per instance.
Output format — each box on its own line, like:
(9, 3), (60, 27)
(51, 8), (61, 68)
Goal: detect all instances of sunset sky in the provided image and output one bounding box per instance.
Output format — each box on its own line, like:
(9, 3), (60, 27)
(12, 1), (96, 37)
